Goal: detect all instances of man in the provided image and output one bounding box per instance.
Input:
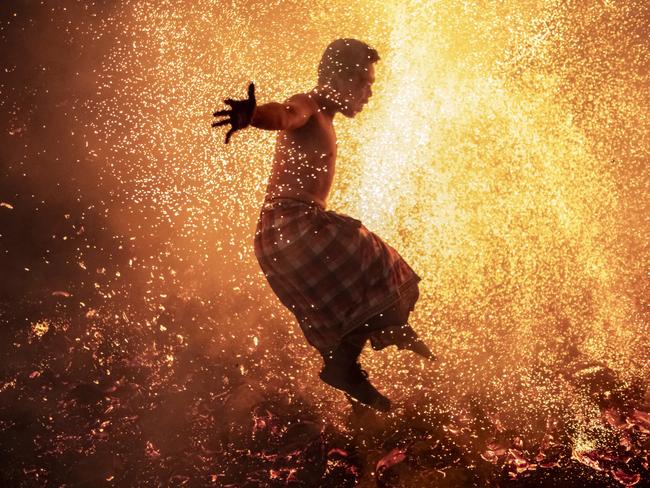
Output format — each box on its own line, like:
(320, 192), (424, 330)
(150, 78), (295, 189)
(213, 39), (433, 411)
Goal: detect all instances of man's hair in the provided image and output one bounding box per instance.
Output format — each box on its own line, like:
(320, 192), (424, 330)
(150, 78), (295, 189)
(318, 38), (380, 85)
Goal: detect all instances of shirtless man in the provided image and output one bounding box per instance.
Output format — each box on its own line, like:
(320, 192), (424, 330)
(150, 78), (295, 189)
(213, 39), (432, 411)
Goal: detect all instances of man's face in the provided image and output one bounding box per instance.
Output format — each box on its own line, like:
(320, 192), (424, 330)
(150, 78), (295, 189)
(333, 63), (375, 118)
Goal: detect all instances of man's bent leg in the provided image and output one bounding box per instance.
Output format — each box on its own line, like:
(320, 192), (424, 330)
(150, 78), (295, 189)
(363, 289), (434, 359)
(322, 300), (410, 367)
(320, 333), (366, 370)
(319, 329), (390, 412)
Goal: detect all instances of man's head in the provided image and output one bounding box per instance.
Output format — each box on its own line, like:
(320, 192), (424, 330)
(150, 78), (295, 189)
(318, 38), (379, 118)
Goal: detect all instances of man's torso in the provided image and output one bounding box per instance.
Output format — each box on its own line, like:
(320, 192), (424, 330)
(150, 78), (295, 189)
(264, 94), (336, 209)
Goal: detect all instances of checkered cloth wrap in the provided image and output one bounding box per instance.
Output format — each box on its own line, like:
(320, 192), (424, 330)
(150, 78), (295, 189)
(254, 197), (421, 353)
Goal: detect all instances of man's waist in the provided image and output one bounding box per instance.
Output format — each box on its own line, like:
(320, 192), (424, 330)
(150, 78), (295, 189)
(263, 193), (326, 210)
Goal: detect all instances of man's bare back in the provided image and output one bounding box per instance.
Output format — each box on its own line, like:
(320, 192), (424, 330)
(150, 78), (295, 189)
(264, 92), (337, 208)
(256, 61), (374, 207)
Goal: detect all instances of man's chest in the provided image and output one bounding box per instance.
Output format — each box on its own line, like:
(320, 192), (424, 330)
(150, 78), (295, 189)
(277, 118), (337, 166)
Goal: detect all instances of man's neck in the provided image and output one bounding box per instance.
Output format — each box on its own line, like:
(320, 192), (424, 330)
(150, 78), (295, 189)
(310, 85), (339, 119)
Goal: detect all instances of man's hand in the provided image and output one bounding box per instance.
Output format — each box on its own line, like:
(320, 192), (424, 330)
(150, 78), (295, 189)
(212, 82), (256, 144)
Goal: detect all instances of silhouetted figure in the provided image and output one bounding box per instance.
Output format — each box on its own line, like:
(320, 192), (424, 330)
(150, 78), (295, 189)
(213, 39), (433, 411)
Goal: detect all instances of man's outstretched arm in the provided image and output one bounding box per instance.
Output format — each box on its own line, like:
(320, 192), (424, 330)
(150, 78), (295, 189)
(212, 83), (313, 143)
(251, 94), (314, 131)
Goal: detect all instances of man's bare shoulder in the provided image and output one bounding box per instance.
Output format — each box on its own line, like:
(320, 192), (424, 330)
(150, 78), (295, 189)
(284, 92), (319, 115)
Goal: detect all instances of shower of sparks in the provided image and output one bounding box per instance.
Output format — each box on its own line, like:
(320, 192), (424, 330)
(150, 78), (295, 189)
(1, 0), (649, 486)
(345, 0), (649, 419)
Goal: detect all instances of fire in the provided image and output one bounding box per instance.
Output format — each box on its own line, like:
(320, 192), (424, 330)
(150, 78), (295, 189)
(333, 0), (646, 437)
(91, 0), (648, 467)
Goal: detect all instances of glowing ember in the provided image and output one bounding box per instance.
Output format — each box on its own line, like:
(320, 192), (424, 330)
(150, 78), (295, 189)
(31, 320), (50, 338)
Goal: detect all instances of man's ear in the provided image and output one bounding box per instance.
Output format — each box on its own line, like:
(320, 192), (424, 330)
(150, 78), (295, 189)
(329, 74), (345, 95)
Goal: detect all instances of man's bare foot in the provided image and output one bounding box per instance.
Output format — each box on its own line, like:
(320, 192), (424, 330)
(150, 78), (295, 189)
(399, 339), (435, 361)
(319, 362), (391, 412)
(368, 325), (435, 360)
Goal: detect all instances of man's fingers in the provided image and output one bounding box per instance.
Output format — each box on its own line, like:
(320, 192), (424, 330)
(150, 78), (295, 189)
(224, 128), (236, 144)
(211, 118), (231, 128)
(217, 83), (256, 143)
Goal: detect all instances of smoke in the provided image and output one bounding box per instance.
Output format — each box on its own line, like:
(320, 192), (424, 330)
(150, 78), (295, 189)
(1, 2), (125, 298)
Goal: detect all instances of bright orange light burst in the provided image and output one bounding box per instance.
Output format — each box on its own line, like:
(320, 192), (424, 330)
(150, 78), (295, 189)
(94, 0), (649, 449)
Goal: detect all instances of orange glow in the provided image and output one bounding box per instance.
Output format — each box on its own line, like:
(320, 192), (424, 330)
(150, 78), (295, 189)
(93, 0), (649, 457)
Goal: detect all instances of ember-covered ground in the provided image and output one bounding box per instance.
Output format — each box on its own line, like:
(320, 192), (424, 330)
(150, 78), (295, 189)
(0, 259), (648, 486)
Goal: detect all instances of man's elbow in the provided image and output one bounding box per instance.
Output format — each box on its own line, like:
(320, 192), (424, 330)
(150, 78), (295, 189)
(284, 109), (310, 130)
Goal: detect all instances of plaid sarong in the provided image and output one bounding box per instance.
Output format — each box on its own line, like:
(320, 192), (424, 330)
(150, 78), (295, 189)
(254, 197), (421, 353)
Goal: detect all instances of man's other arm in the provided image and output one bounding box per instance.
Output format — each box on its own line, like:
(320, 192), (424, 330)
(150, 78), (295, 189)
(251, 94), (314, 131)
